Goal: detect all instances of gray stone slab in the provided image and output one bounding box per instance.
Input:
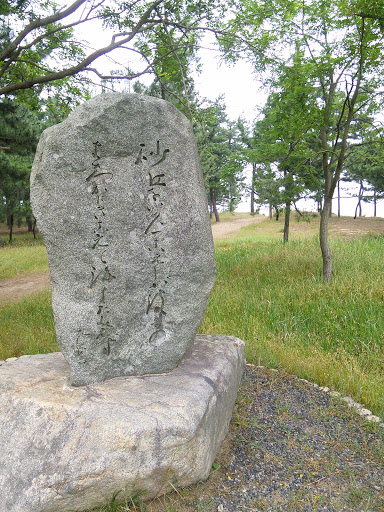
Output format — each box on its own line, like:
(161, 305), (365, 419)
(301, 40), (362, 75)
(30, 93), (215, 386)
(0, 335), (245, 512)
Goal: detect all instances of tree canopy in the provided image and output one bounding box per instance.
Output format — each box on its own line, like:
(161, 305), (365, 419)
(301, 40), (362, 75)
(0, 0), (223, 98)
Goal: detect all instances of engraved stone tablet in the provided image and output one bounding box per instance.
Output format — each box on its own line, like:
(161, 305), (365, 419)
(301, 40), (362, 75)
(30, 93), (216, 386)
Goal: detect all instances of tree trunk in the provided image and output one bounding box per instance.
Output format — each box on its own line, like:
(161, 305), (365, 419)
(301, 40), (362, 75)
(250, 164), (256, 215)
(293, 202), (303, 217)
(319, 62), (360, 282)
(210, 188), (220, 222)
(354, 181), (363, 219)
(320, 198), (332, 283)
(9, 214), (14, 243)
(32, 219), (36, 239)
(27, 217), (33, 232)
(337, 181), (341, 217)
(16, 188), (21, 227)
(229, 181), (234, 214)
(374, 190), (377, 217)
(275, 207), (279, 221)
(283, 202), (290, 242)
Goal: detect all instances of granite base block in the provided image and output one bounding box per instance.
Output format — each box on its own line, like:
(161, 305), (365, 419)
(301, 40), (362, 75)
(0, 334), (245, 512)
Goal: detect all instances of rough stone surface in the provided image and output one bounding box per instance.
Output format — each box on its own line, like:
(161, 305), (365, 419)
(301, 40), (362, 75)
(0, 335), (244, 512)
(30, 93), (215, 386)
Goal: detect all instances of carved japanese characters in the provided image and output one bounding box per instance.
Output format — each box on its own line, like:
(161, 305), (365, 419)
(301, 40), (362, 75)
(30, 94), (216, 386)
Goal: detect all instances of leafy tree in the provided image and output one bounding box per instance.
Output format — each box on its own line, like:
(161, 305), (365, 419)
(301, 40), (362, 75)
(220, 120), (246, 213)
(223, 0), (384, 280)
(256, 164), (284, 219)
(132, 3), (201, 118)
(237, 119), (261, 214)
(0, 98), (41, 240)
(345, 133), (384, 216)
(254, 56), (321, 240)
(349, 0), (384, 27)
(195, 98), (244, 221)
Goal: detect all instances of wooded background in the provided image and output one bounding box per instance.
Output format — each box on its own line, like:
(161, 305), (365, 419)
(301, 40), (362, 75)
(1, 0), (384, 281)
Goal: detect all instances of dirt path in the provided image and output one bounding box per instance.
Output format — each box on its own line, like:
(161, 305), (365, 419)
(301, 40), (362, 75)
(211, 215), (263, 239)
(0, 273), (50, 303)
(0, 216), (262, 303)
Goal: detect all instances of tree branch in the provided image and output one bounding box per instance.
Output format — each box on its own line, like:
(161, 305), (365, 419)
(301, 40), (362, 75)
(357, 12), (384, 21)
(0, 0), (164, 95)
(0, 0), (89, 62)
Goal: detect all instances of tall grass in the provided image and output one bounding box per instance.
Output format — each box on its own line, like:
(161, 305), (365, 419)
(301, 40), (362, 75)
(199, 230), (384, 417)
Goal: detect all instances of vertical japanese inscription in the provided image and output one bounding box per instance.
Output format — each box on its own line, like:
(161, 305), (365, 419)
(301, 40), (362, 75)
(86, 141), (116, 357)
(136, 140), (170, 345)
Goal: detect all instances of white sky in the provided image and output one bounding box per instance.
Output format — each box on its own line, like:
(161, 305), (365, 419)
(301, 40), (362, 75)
(193, 43), (264, 122)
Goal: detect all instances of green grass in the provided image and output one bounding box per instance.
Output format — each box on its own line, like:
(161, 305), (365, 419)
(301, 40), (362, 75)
(199, 228), (384, 418)
(0, 290), (57, 359)
(0, 222), (44, 245)
(0, 243), (48, 279)
(0, 223), (47, 279)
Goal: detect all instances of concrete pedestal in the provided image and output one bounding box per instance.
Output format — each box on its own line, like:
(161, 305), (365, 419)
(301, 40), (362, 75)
(0, 335), (244, 512)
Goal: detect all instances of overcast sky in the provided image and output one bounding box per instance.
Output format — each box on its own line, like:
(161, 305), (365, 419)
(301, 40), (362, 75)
(193, 40), (264, 122)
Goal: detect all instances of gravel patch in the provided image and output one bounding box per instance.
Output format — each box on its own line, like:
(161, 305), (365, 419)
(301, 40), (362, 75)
(146, 365), (384, 512)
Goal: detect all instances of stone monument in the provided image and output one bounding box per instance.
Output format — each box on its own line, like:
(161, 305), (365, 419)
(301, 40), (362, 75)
(0, 94), (245, 512)
(30, 93), (216, 386)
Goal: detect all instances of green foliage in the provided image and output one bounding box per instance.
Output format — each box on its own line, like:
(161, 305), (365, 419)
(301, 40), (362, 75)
(345, 128), (384, 203)
(0, 0), (89, 95)
(133, 9), (199, 117)
(345, 0), (384, 30)
(0, 98), (41, 229)
(194, 98), (245, 214)
(0, 0), (228, 99)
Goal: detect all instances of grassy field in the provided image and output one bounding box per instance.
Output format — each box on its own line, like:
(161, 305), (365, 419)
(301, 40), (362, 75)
(0, 223), (46, 279)
(201, 220), (384, 418)
(1, 214), (384, 420)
